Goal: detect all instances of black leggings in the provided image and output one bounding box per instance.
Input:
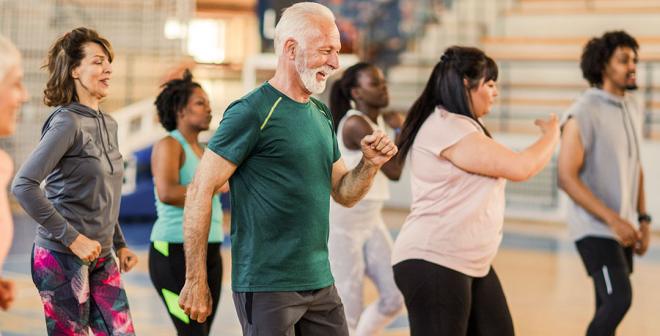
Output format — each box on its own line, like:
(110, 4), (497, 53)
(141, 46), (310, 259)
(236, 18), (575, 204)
(393, 259), (514, 336)
(588, 266), (631, 336)
(576, 237), (633, 336)
(149, 242), (223, 336)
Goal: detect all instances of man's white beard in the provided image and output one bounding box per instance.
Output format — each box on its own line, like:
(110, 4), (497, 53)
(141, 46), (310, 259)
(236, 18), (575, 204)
(295, 52), (335, 94)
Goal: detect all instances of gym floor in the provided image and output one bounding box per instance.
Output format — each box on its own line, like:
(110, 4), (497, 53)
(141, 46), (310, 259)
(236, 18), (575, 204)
(2, 209), (660, 335)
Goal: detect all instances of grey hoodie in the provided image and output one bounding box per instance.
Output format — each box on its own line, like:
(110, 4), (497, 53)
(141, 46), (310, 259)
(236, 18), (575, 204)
(12, 102), (126, 257)
(561, 88), (642, 241)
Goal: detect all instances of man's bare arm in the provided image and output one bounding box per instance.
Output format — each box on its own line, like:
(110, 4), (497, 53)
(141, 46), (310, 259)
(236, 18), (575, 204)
(180, 149), (236, 322)
(331, 158), (379, 207)
(331, 130), (397, 207)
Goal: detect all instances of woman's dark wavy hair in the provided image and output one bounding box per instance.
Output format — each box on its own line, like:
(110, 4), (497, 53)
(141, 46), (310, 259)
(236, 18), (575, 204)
(329, 62), (373, 131)
(43, 27), (113, 107)
(154, 69), (201, 131)
(397, 46), (498, 162)
(580, 30), (639, 87)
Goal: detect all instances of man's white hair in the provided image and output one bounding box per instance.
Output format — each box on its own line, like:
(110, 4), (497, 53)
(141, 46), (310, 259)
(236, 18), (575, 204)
(274, 2), (335, 56)
(0, 34), (21, 82)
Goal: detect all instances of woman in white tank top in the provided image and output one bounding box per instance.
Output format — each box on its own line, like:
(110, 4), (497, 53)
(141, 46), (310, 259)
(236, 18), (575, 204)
(328, 62), (404, 335)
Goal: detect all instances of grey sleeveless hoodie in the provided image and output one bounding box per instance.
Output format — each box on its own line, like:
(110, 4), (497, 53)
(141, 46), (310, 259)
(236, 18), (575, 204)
(12, 102), (126, 256)
(561, 88), (642, 241)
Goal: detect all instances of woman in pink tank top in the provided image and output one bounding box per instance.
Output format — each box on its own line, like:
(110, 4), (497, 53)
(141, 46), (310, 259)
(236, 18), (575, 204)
(391, 46), (560, 335)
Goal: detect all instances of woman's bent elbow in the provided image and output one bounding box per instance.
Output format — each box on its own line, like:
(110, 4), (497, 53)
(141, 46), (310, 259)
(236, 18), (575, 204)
(507, 172), (531, 182)
(10, 178), (29, 200)
(505, 162), (535, 182)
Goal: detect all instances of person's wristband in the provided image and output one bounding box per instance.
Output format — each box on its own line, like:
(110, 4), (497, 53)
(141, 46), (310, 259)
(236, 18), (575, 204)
(639, 213), (652, 224)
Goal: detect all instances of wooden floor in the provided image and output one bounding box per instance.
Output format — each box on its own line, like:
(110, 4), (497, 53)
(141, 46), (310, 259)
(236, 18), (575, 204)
(2, 210), (660, 335)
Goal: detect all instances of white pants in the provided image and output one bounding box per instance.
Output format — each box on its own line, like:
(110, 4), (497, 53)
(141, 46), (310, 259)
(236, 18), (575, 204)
(329, 200), (403, 334)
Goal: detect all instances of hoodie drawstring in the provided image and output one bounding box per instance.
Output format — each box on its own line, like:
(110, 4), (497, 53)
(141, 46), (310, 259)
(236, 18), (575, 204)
(96, 112), (115, 174)
(620, 102), (640, 160)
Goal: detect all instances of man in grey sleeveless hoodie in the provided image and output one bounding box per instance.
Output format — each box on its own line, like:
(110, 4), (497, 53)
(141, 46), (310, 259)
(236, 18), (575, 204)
(558, 30), (651, 336)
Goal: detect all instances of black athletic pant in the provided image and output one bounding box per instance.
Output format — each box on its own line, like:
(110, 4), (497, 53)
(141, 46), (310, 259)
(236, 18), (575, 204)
(149, 242), (223, 336)
(576, 237), (633, 336)
(393, 259), (514, 336)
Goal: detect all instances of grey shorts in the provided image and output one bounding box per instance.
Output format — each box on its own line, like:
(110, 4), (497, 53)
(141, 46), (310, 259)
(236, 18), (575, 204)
(232, 285), (349, 336)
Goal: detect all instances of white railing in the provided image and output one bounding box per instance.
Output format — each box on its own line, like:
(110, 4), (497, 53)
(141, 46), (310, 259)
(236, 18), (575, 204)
(112, 98), (165, 195)
(114, 98), (166, 156)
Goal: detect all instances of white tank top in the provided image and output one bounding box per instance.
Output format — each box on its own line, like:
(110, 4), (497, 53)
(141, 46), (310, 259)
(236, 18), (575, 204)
(336, 109), (390, 201)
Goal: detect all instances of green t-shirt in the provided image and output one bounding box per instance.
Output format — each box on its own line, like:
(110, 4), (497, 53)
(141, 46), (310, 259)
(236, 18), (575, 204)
(208, 82), (341, 292)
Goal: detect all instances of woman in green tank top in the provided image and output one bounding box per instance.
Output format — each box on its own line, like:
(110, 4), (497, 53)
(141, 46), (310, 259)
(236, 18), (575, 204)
(149, 70), (227, 335)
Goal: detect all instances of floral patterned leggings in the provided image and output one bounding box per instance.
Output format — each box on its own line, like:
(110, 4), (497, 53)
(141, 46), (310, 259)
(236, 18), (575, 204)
(31, 245), (135, 336)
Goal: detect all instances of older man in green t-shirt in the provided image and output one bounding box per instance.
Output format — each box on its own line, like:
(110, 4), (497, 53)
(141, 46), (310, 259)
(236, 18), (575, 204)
(178, 3), (398, 335)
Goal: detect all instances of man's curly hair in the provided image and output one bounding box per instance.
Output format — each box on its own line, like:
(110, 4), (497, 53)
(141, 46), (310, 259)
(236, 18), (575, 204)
(580, 31), (639, 87)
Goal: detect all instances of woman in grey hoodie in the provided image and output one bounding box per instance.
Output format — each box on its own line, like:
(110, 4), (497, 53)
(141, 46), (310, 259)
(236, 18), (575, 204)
(12, 27), (137, 335)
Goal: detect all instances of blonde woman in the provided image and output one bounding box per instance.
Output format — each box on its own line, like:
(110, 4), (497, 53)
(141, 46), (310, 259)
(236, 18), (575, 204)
(0, 34), (28, 313)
